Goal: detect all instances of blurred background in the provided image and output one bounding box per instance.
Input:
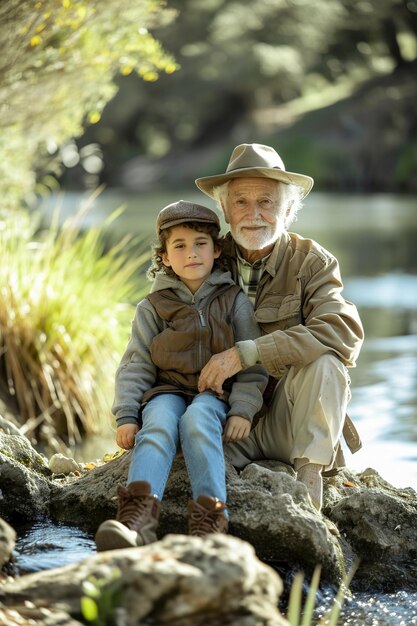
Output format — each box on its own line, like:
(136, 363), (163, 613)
(1, 0), (417, 490)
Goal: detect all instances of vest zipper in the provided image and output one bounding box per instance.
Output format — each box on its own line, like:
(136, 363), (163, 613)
(198, 310), (206, 327)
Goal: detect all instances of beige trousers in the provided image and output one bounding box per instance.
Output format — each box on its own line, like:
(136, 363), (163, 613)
(224, 354), (351, 471)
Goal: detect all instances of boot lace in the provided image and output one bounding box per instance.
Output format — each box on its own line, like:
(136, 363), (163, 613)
(189, 507), (226, 535)
(117, 490), (155, 529)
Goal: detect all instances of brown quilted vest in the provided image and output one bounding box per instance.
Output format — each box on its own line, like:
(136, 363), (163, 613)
(142, 283), (241, 403)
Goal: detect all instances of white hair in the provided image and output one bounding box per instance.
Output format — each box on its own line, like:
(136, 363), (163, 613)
(212, 179), (304, 229)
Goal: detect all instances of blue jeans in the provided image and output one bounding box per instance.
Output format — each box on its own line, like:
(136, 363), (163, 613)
(127, 392), (228, 507)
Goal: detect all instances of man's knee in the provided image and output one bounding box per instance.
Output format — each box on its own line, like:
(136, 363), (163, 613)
(309, 353), (346, 373)
(301, 353), (350, 391)
(224, 442), (251, 470)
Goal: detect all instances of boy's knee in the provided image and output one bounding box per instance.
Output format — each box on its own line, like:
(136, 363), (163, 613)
(181, 411), (216, 439)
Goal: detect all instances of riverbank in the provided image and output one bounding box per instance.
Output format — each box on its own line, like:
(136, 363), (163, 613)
(2, 418), (417, 625)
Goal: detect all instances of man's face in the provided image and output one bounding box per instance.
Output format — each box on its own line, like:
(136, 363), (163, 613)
(223, 178), (286, 257)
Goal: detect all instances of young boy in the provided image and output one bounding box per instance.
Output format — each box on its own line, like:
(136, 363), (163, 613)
(95, 200), (267, 551)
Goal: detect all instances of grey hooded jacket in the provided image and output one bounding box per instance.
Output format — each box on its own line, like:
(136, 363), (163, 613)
(112, 269), (268, 427)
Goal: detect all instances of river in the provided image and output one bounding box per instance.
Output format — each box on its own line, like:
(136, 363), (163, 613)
(14, 189), (417, 624)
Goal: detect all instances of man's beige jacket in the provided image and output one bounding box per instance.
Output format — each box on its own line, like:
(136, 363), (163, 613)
(224, 231), (364, 378)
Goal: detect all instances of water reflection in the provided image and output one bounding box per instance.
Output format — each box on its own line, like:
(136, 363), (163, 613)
(15, 518), (95, 574)
(345, 274), (417, 313)
(339, 271), (417, 491)
(343, 331), (417, 491)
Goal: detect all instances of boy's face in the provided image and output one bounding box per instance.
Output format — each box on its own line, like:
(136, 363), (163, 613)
(162, 225), (220, 293)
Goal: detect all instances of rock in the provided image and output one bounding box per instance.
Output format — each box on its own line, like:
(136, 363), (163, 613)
(48, 452), (417, 591)
(324, 467), (417, 591)
(0, 432), (52, 522)
(0, 534), (288, 626)
(48, 453), (80, 475)
(0, 431), (50, 476)
(0, 518), (16, 568)
(49, 447), (131, 523)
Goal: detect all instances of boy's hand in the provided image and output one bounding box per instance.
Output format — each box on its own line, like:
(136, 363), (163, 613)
(116, 423), (139, 450)
(223, 416), (251, 444)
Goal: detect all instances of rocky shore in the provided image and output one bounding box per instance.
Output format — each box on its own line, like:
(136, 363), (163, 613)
(1, 417), (417, 624)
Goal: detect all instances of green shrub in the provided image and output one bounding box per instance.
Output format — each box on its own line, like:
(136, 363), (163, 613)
(0, 200), (150, 450)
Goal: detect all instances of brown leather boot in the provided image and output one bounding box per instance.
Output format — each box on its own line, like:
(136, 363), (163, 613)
(95, 481), (160, 551)
(188, 495), (228, 536)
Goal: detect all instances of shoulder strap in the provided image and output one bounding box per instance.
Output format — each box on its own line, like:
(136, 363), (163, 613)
(206, 282), (241, 308)
(146, 289), (181, 322)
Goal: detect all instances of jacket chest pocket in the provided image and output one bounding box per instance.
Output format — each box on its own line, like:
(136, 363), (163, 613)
(255, 294), (303, 333)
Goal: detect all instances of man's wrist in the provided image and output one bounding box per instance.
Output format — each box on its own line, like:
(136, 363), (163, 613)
(236, 340), (261, 369)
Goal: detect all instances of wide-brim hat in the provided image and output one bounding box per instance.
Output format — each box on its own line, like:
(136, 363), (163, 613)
(195, 143), (314, 199)
(156, 200), (220, 234)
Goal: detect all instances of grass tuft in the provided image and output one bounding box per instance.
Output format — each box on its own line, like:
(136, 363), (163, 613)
(287, 561), (358, 626)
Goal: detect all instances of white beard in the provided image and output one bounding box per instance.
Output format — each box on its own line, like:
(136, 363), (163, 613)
(231, 221), (283, 251)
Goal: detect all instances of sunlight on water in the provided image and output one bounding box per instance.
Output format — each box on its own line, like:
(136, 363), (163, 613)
(315, 590), (417, 625)
(343, 274), (417, 492)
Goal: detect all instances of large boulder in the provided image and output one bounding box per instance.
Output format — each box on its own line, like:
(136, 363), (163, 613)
(49, 452), (345, 583)
(0, 533), (288, 626)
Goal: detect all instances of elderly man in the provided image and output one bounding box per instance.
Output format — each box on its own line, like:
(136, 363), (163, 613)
(195, 143), (364, 511)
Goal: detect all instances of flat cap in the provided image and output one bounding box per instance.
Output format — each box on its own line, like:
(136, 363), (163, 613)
(156, 200), (220, 234)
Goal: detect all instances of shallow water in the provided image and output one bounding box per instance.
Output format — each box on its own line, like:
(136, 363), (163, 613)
(15, 518), (95, 574)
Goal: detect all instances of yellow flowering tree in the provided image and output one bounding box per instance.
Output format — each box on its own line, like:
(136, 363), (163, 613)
(0, 1), (177, 448)
(0, 0), (177, 208)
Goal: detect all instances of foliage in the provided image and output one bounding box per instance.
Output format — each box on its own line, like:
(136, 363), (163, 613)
(286, 562), (358, 626)
(0, 194), (151, 449)
(0, 0), (177, 209)
(82, 0), (417, 165)
(81, 567), (124, 626)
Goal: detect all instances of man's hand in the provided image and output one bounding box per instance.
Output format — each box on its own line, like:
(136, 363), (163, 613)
(198, 347), (243, 395)
(116, 423), (139, 450)
(223, 415), (251, 444)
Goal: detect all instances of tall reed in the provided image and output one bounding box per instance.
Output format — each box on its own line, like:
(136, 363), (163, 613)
(0, 198), (150, 451)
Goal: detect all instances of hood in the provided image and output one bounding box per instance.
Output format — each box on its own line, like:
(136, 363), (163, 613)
(150, 268), (236, 305)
